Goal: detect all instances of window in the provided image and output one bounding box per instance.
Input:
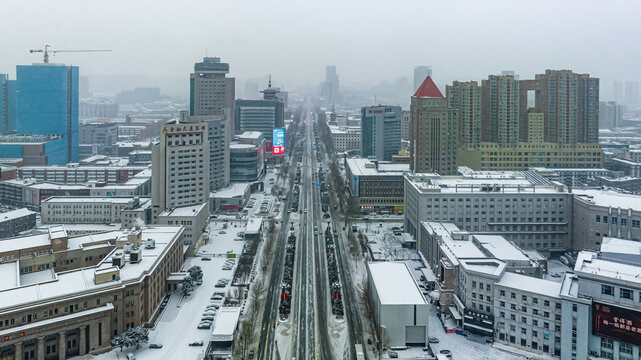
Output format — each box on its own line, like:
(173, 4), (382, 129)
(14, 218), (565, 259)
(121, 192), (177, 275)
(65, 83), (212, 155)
(500, 290), (505, 297)
(511, 292), (516, 299)
(572, 304), (577, 312)
(621, 288), (633, 300)
(522, 295), (527, 302)
(596, 215), (600, 222)
(544, 300), (550, 307)
(601, 337), (613, 350)
(602, 285), (614, 296)
(633, 220), (640, 228)
(620, 343), (633, 355)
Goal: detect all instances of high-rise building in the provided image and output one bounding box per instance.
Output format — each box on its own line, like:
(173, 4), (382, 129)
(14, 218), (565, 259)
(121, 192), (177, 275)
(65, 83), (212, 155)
(599, 101), (624, 130)
(16, 64), (79, 163)
(204, 114), (229, 190)
(482, 74), (520, 144)
(152, 114), (210, 221)
(322, 65), (339, 104)
(519, 70), (599, 144)
(527, 111), (544, 143)
(1, 74), (17, 135)
(410, 76), (458, 175)
(413, 66), (432, 92)
(401, 110), (410, 141)
(360, 105), (402, 161)
(234, 82), (284, 150)
(190, 57), (235, 117)
(447, 81), (482, 149)
(625, 81), (639, 107)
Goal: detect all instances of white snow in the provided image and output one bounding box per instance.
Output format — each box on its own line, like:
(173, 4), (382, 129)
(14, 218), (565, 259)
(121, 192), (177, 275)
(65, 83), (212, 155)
(496, 272), (562, 298)
(368, 262), (426, 305)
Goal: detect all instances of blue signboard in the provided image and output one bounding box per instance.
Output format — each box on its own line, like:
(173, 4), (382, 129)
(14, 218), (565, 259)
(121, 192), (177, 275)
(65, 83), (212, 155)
(273, 128), (285, 155)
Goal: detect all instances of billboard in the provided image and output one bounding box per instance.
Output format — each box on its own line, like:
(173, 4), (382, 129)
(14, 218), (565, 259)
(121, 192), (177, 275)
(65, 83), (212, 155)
(273, 128), (285, 155)
(593, 301), (641, 346)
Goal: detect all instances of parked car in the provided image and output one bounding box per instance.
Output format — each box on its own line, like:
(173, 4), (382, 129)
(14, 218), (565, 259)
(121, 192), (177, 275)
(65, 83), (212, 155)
(189, 340), (204, 346)
(389, 351), (398, 358)
(149, 343), (163, 349)
(201, 257), (212, 261)
(197, 323), (211, 330)
(428, 337), (439, 343)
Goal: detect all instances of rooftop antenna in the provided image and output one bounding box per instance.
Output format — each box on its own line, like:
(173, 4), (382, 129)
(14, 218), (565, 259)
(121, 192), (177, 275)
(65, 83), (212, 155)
(268, 74), (272, 88)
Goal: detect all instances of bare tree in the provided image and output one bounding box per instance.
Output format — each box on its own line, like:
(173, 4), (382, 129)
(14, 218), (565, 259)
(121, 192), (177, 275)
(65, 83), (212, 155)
(233, 320), (254, 359)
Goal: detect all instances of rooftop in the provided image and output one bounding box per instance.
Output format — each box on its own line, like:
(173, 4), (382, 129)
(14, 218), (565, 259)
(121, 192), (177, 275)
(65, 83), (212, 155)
(413, 76), (444, 98)
(496, 272), (562, 298)
(459, 258), (506, 277)
(211, 183), (250, 198)
(346, 158), (409, 177)
(368, 262), (426, 305)
(0, 208), (36, 222)
(600, 237), (641, 256)
(473, 235), (530, 263)
(212, 307), (241, 340)
(159, 203), (208, 217)
(421, 222), (485, 265)
(236, 131), (263, 140)
(42, 196), (138, 204)
(575, 251), (641, 286)
(406, 172), (563, 195)
(573, 189), (641, 210)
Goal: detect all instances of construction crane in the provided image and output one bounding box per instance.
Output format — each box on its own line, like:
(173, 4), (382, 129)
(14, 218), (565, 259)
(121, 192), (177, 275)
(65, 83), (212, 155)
(29, 45), (111, 63)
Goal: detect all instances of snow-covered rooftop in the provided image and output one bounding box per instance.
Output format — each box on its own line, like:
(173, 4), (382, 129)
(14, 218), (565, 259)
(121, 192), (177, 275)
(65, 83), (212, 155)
(600, 237), (641, 255)
(496, 272), (562, 298)
(346, 158), (409, 177)
(42, 196), (136, 204)
(406, 172), (564, 194)
(212, 307), (240, 340)
(211, 183), (250, 198)
(0, 233), (51, 253)
(0, 208), (36, 222)
(573, 189), (641, 210)
(421, 222), (485, 265)
(473, 235), (530, 263)
(245, 218), (262, 234)
(575, 251), (641, 286)
(159, 203), (207, 217)
(368, 262), (426, 305)
(459, 258), (506, 277)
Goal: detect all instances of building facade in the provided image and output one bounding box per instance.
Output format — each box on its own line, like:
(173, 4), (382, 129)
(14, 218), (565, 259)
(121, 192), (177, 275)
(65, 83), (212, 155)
(41, 196), (151, 225)
(401, 110), (410, 141)
(16, 63), (79, 164)
(447, 81), (482, 149)
(360, 106), (402, 161)
(345, 158), (408, 213)
(189, 57), (235, 120)
(1, 74), (17, 135)
(329, 126), (360, 153)
(410, 76), (458, 175)
(0, 208), (36, 239)
(482, 74), (520, 144)
(151, 118), (210, 221)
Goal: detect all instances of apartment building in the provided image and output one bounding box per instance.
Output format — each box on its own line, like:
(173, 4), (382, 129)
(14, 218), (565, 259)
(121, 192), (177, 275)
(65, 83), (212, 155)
(0, 208), (36, 239)
(41, 197), (151, 225)
(329, 126), (360, 152)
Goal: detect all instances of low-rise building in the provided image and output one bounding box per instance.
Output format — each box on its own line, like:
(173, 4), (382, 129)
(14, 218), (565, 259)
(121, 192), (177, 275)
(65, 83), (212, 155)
(0, 226), (184, 360)
(404, 170), (572, 252)
(345, 158), (409, 214)
(329, 126), (360, 153)
(530, 167), (614, 188)
(210, 183), (251, 212)
(0, 135), (68, 166)
(0, 208), (36, 239)
(571, 189), (641, 250)
(366, 262), (429, 347)
(158, 203), (209, 246)
(41, 197), (151, 225)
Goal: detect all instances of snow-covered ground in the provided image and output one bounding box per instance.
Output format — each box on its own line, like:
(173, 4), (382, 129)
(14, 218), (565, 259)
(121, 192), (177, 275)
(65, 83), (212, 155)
(92, 221), (254, 360)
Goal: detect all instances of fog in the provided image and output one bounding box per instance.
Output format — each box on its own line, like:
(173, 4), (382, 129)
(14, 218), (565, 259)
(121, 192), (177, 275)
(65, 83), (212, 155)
(1, 0), (640, 98)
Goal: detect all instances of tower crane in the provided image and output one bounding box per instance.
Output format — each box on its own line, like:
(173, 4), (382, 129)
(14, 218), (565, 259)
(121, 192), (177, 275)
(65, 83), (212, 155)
(29, 45), (111, 63)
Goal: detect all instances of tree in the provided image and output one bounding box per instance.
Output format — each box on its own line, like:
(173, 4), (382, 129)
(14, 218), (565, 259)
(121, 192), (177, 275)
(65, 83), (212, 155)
(181, 275), (194, 296)
(187, 265), (203, 282)
(233, 320), (254, 359)
(111, 326), (149, 351)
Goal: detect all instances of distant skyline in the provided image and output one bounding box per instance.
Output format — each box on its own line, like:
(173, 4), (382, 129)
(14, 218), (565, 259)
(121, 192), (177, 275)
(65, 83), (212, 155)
(2, 0), (640, 99)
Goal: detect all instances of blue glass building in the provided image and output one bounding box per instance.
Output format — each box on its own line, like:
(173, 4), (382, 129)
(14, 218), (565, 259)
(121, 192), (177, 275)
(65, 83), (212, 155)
(0, 74), (17, 135)
(16, 64), (79, 163)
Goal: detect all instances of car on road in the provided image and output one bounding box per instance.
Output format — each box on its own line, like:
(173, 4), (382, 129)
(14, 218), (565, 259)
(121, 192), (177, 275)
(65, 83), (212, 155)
(149, 343), (162, 349)
(189, 340), (204, 346)
(428, 337), (439, 343)
(304, 208), (307, 213)
(201, 256), (211, 261)
(439, 349), (452, 358)
(389, 351), (398, 358)
(197, 323), (211, 329)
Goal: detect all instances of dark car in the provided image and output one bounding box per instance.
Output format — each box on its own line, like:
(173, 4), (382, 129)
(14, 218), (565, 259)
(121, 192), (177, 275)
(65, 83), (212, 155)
(189, 340), (204, 346)
(149, 343), (163, 349)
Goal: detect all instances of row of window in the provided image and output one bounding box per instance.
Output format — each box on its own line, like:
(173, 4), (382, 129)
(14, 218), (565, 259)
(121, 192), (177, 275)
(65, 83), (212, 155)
(595, 215), (641, 228)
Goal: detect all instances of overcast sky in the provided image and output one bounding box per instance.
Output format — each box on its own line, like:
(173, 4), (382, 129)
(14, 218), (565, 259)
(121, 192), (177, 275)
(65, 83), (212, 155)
(1, 0), (640, 97)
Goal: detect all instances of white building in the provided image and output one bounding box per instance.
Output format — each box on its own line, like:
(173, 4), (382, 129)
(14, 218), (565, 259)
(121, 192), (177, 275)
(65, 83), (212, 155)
(152, 115), (210, 221)
(158, 202), (209, 246)
(404, 170), (572, 252)
(366, 262), (429, 347)
(41, 196), (151, 225)
(329, 125), (360, 153)
(494, 272), (563, 357)
(345, 158), (409, 213)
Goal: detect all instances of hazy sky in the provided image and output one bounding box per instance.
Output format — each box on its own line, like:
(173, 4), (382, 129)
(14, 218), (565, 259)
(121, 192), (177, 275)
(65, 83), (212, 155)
(1, 0), (640, 97)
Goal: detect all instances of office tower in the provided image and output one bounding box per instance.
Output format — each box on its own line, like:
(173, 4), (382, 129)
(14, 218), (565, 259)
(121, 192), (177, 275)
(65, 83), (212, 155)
(599, 101), (624, 129)
(401, 110), (411, 141)
(527, 111), (544, 143)
(323, 65), (339, 104)
(360, 105), (402, 161)
(244, 81), (259, 99)
(16, 64), (79, 163)
(410, 76), (458, 175)
(204, 114), (229, 190)
(482, 74), (520, 144)
(413, 66), (432, 92)
(625, 81), (639, 107)
(151, 113), (210, 221)
(447, 81), (482, 149)
(520, 70), (599, 144)
(234, 82), (284, 148)
(1, 74), (17, 135)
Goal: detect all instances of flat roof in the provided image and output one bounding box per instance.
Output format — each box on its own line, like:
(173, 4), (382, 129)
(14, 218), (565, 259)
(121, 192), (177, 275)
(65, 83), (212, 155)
(406, 173), (563, 195)
(575, 251), (641, 286)
(459, 258), (506, 277)
(496, 272), (562, 298)
(368, 262), (426, 305)
(346, 158), (408, 177)
(421, 222), (485, 264)
(0, 208), (36, 221)
(600, 237), (641, 255)
(159, 203), (207, 217)
(473, 235), (530, 262)
(212, 307), (241, 339)
(0, 226), (182, 311)
(0, 233), (51, 253)
(246, 218), (262, 234)
(211, 183), (250, 198)
(237, 131), (262, 140)
(573, 189), (641, 210)
(42, 196), (135, 204)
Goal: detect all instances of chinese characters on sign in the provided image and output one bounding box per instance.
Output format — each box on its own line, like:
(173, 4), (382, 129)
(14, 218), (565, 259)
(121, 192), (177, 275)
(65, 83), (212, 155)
(593, 301), (641, 346)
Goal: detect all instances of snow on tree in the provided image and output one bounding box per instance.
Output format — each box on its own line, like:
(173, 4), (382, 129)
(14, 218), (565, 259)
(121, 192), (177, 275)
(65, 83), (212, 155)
(110, 326), (149, 351)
